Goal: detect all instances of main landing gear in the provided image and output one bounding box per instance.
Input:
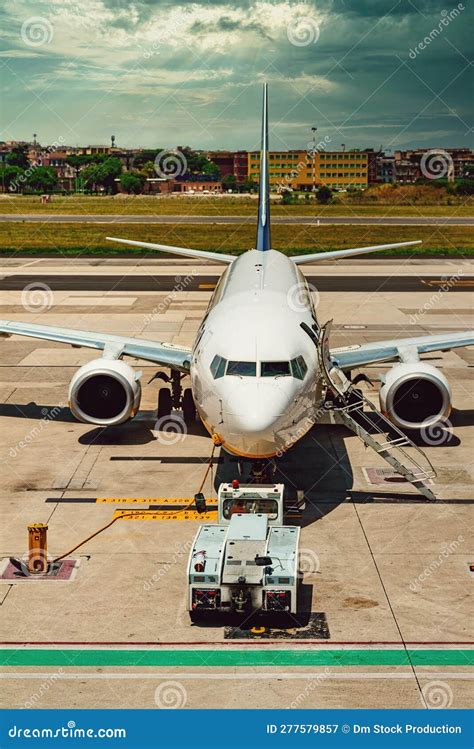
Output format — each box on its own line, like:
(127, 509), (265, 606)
(151, 371), (196, 423)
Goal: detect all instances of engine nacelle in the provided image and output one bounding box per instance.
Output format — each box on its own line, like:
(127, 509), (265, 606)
(68, 358), (141, 426)
(379, 362), (451, 430)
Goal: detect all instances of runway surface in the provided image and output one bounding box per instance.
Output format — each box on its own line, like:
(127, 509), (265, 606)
(2, 273), (473, 292)
(0, 214), (472, 225)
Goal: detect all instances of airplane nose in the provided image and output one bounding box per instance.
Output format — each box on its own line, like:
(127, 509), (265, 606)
(222, 382), (290, 434)
(231, 408), (277, 435)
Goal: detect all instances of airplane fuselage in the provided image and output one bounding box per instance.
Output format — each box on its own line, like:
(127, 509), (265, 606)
(190, 249), (325, 458)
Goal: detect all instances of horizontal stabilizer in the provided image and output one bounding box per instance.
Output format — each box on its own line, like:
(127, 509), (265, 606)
(291, 240), (422, 265)
(106, 237), (235, 264)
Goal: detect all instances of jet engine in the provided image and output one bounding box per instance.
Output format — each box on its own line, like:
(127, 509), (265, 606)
(68, 358), (141, 426)
(379, 362), (451, 430)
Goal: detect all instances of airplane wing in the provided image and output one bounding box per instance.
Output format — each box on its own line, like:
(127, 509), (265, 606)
(106, 237), (236, 264)
(331, 331), (474, 370)
(0, 320), (192, 372)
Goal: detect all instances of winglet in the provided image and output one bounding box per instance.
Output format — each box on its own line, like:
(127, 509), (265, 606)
(256, 83), (271, 251)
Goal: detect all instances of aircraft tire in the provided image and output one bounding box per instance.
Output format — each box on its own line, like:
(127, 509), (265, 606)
(182, 388), (196, 422)
(157, 387), (172, 418)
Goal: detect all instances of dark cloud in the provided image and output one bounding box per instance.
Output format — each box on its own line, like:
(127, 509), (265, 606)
(190, 15), (273, 40)
(330, 0), (449, 17)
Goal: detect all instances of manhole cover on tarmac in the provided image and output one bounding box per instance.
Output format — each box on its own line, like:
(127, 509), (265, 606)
(224, 613), (329, 640)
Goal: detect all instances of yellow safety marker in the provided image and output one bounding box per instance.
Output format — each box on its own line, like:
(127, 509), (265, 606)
(113, 509), (218, 521)
(27, 523), (48, 574)
(198, 283), (216, 289)
(422, 279), (474, 288)
(98, 497), (216, 505)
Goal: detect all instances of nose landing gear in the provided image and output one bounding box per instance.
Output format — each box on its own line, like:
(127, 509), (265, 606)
(236, 459), (276, 483)
(182, 387), (196, 422)
(249, 459), (275, 483)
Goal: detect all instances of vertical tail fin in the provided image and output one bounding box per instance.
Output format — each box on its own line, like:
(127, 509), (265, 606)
(256, 83), (271, 251)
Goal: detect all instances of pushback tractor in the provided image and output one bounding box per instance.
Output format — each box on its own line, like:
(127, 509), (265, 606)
(187, 482), (300, 622)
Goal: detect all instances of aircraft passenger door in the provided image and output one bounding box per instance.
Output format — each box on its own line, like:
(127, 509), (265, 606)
(193, 328), (213, 360)
(318, 319), (352, 398)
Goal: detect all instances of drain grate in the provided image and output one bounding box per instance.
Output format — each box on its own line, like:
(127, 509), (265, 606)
(0, 558), (78, 582)
(363, 467), (433, 486)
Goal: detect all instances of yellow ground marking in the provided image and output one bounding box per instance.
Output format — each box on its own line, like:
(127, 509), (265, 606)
(98, 497), (216, 505)
(113, 509), (218, 521)
(421, 279), (474, 288)
(198, 283), (216, 289)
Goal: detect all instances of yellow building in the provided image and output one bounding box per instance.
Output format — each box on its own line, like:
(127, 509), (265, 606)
(248, 150), (368, 191)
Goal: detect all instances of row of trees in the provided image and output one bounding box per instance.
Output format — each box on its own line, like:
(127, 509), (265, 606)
(0, 145), (227, 195)
(0, 144), (57, 192)
(221, 174), (258, 193)
(415, 176), (474, 195)
(281, 185), (333, 204)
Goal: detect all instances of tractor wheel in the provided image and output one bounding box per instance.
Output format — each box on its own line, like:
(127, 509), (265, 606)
(190, 610), (206, 624)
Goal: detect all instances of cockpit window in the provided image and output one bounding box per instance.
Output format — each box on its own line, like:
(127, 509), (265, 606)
(290, 356), (308, 380)
(261, 361), (291, 377)
(226, 361), (257, 377)
(210, 354), (227, 379)
(211, 356), (307, 379)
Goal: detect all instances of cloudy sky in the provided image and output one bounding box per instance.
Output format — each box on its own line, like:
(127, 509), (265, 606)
(0, 0), (472, 151)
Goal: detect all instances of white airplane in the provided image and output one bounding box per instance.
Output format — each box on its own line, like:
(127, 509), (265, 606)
(1, 85), (472, 479)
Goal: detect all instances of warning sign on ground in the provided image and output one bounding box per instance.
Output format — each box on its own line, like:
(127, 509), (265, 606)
(113, 509), (218, 521)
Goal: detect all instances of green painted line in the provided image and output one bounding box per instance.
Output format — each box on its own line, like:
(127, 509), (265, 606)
(407, 649), (473, 667)
(0, 649), (472, 668)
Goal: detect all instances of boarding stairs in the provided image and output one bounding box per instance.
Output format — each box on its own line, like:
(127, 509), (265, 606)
(317, 321), (437, 502)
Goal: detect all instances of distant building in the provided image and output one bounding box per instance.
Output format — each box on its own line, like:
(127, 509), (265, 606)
(393, 148), (474, 182)
(0, 142), (11, 166)
(364, 149), (379, 185)
(171, 179), (223, 194)
(78, 145), (112, 155)
(366, 149), (397, 185)
(248, 149), (369, 191)
(393, 156), (419, 183)
(207, 150), (248, 182)
(233, 151), (249, 183)
(377, 155), (396, 183)
(119, 178), (223, 195)
(42, 152), (76, 190)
